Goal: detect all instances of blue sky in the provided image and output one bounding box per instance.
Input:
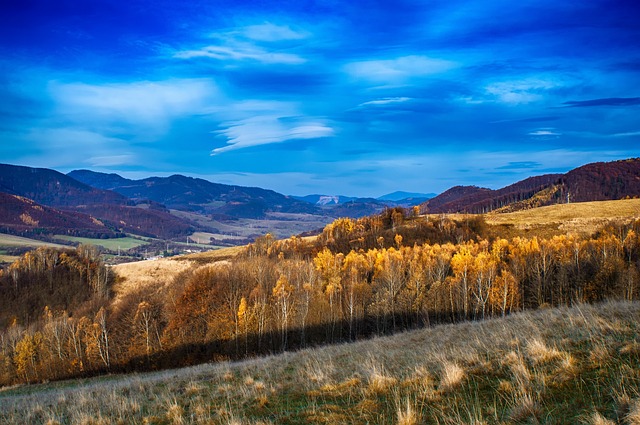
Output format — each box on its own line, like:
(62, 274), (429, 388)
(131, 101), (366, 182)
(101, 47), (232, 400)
(1, 0), (639, 197)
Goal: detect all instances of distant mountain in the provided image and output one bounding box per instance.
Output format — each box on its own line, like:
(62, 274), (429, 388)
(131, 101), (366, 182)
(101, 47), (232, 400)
(377, 191), (436, 202)
(422, 158), (640, 214)
(293, 194), (359, 205)
(0, 165), (196, 239)
(68, 170), (318, 219)
(0, 164), (128, 207)
(0, 192), (119, 238)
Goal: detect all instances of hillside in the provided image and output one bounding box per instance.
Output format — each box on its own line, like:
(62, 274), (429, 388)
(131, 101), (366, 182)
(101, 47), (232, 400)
(423, 174), (562, 214)
(68, 170), (319, 218)
(0, 164), (128, 207)
(485, 198), (640, 238)
(0, 192), (117, 238)
(422, 158), (640, 214)
(2, 301), (639, 424)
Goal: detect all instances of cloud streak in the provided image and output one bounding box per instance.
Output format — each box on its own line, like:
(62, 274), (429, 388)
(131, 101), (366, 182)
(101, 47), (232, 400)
(344, 55), (457, 85)
(561, 97), (640, 108)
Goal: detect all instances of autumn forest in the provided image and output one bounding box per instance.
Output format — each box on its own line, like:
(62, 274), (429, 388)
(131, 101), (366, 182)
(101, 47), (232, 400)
(1, 207), (640, 387)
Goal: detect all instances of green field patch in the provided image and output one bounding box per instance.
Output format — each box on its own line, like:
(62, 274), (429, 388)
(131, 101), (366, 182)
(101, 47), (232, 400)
(0, 233), (69, 249)
(53, 235), (151, 251)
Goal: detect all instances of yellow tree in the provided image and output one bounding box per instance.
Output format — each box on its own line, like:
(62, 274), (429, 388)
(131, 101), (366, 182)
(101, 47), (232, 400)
(471, 250), (498, 319)
(14, 331), (43, 383)
(450, 242), (478, 319)
(342, 250), (371, 339)
(489, 269), (520, 317)
(272, 275), (294, 350)
(314, 248), (343, 335)
(373, 247), (407, 330)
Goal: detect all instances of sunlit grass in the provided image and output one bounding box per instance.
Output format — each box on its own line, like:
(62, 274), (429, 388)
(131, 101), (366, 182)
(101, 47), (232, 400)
(2, 301), (639, 424)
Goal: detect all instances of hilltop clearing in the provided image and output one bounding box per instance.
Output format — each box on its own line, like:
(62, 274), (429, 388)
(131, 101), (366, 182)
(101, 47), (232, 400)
(485, 198), (640, 238)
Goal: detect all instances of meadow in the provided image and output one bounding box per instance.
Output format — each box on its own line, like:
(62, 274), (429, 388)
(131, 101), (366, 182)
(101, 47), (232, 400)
(1, 301), (638, 424)
(53, 235), (152, 251)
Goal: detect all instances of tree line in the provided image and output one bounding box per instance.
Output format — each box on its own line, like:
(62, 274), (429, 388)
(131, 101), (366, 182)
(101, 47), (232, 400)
(1, 209), (639, 385)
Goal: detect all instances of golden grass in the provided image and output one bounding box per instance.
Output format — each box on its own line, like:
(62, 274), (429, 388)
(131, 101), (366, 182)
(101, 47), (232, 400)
(2, 301), (639, 424)
(485, 198), (640, 236)
(111, 257), (196, 306)
(110, 245), (242, 305)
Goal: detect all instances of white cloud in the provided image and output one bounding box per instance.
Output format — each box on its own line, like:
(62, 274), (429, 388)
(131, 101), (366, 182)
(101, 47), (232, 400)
(174, 22), (309, 65)
(212, 115), (334, 155)
(528, 128), (562, 137)
(88, 155), (136, 167)
(345, 55), (457, 84)
(485, 78), (560, 104)
(49, 78), (218, 125)
(358, 97), (412, 107)
(241, 23), (309, 42)
(174, 44), (306, 64)
(20, 128), (137, 168)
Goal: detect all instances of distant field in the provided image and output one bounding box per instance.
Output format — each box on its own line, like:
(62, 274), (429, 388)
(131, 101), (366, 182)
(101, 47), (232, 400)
(172, 209), (331, 240)
(53, 235), (151, 250)
(485, 198), (640, 237)
(0, 234), (70, 263)
(0, 233), (69, 249)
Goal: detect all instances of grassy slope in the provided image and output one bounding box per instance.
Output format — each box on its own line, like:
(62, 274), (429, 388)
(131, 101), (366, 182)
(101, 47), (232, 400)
(110, 246), (242, 307)
(1, 301), (639, 424)
(0, 234), (70, 263)
(485, 198), (640, 238)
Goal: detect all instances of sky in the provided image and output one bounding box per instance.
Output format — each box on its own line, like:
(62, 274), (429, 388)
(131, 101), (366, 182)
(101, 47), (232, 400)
(1, 0), (639, 197)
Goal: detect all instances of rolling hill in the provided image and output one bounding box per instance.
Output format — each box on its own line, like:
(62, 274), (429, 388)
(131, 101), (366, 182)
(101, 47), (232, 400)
(0, 163), (128, 207)
(0, 192), (118, 238)
(68, 170), (319, 218)
(422, 158), (640, 214)
(0, 164), (198, 240)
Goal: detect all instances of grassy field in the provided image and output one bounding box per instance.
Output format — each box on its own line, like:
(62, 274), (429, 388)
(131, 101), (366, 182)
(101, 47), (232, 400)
(0, 233), (69, 249)
(485, 198), (640, 238)
(53, 235), (151, 251)
(1, 301), (639, 424)
(0, 234), (70, 263)
(110, 246), (242, 307)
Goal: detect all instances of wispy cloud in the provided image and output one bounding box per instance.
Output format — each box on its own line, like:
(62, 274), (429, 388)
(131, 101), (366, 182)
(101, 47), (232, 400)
(528, 128), (562, 138)
(49, 79), (218, 125)
(174, 44), (306, 64)
(485, 78), (560, 104)
(240, 22), (309, 42)
(357, 97), (412, 107)
(497, 161), (542, 170)
(344, 55), (457, 85)
(561, 97), (640, 107)
(212, 116), (333, 155)
(174, 22), (309, 65)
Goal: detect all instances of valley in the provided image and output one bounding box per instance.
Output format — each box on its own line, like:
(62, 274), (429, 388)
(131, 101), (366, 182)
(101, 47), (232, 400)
(1, 159), (640, 424)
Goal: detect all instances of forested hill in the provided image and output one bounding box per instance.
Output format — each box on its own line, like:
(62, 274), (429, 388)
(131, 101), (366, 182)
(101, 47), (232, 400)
(422, 158), (640, 214)
(0, 163), (128, 207)
(1, 203), (639, 386)
(68, 170), (319, 218)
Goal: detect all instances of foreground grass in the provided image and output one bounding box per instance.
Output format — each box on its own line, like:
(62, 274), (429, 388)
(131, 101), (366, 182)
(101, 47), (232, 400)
(1, 301), (640, 424)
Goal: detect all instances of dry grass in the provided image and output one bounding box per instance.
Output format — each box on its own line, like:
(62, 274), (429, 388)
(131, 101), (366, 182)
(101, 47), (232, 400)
(111, 257), (197, 306)
(485, 198), (640, 237)
(2, 301), (639, 424)
(111, 246), (243, 306)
